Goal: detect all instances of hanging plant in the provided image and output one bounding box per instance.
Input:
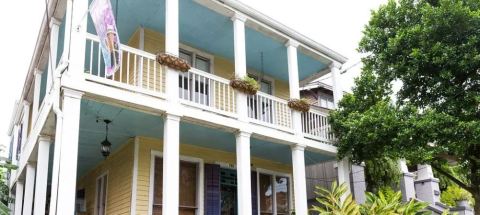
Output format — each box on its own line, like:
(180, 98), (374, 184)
(156, 52), (191, 72)
(288, 98), (311, 112)
(229, 76), (260, 95)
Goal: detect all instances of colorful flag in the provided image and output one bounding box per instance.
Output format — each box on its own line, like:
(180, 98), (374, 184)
(89, 0), (121, 77)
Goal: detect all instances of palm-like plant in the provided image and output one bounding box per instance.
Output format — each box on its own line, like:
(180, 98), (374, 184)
(360, 189), (431, 215)
(310, 181), (360, 215)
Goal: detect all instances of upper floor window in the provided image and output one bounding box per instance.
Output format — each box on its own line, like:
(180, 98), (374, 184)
(179, 49), (211, 73)
(248, 74), (272, 95)
(318, 92), (334, 109)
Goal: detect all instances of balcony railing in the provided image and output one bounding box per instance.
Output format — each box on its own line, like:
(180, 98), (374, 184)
(85, 33), (166, 97)
(179, 68), (236, 116)
(302, 108), (334, 142)
(247, 92), (292, 130)
(83, 34), (335, 143)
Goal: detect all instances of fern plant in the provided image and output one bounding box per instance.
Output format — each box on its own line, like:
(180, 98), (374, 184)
(310, 181), (360, 215)
(360, 189), (430, 215)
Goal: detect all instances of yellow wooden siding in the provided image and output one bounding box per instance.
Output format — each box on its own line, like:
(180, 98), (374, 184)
(77, 139), (134, 215)
(134, 136), (292, 214)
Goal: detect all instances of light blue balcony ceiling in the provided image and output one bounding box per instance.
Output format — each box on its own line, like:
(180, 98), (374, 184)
(77, 100), (333, 178)
(86, 0), (327, 82)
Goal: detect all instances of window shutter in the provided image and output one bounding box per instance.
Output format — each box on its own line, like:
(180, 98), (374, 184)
(251, 171), (258, 215)
(204, 164), (221, 215)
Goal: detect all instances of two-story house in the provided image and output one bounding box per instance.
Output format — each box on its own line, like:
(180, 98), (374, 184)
(6, 0), (351, 214)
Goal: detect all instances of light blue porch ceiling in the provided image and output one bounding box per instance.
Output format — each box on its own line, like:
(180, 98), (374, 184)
(86, 0), (327, 82)
(78, 100), (334, 177)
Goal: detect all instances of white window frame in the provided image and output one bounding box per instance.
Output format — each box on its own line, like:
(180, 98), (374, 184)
(179, 44), (215, 74)
(148, 150), (205, 215)
(247, 69), (276, 96)
(94, 171), (108, 215)
(255, 168), (293, 215)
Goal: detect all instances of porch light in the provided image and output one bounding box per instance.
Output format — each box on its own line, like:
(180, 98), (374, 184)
(101, 119), (112, 158)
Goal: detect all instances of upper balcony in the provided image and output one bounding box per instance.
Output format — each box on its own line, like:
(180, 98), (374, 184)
(75, 0), (342, 143)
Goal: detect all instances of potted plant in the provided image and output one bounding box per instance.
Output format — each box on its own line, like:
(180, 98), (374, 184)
(229, 76), (260, 95)
(156, 52), (191, 72)
(287, 98), (311, 112)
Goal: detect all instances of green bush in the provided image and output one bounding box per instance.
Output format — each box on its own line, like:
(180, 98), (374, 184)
(440, 185), (474, 207)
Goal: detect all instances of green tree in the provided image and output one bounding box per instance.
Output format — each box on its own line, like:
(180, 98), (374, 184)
(330, 0), (480, 213)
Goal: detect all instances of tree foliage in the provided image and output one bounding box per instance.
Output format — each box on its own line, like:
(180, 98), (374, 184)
(329, 0), (480, 212)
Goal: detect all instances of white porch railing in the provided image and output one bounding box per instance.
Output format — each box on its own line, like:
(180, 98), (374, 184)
(85, 33), (165, 95)
(302, 108), (334, 142)
(247, 92), (292, 129)
(179, 68), (236, 115)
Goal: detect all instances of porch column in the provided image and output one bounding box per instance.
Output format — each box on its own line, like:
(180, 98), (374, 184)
(235, 131), (252, 215)
(33, 136), (51, 215)
(32, 69), (43, 124)
(64, 0), (87, 77)
(232, 13), (248, 121)
(331, 62), (343, 107)
(286, 40), (302, 135)
(165, 0), (180, 102)
(14, 181), (24, 215)
(336, 158), (351, 200)
(22, 163), (36, 215)
(162, 114), (181, 215)
(21, 101), (30, 148)
(54, 89), (83, 215)
(47, 18), (61, 92)
(291, 144), (308, 215)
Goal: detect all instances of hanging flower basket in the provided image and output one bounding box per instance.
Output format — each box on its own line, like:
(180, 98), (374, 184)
(288, 98), (311, 112)
(156, 53), (191, 72)
(229, 76), (260, 95)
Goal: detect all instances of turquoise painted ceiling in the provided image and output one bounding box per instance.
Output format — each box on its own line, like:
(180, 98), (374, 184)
(77, 99), (333, 177)
(85, 0), (327, 81)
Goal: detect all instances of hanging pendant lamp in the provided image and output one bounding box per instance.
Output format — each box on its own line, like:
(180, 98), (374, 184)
(101, 119), (112, 158)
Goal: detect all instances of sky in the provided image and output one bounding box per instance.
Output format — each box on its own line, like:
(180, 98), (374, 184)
(0, 0), (386, 154)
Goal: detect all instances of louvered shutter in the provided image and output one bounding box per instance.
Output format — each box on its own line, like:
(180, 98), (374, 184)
(204, 164), (221, 215)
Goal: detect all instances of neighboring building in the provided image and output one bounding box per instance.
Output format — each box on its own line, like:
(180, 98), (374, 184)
(6, 0), (353, 215)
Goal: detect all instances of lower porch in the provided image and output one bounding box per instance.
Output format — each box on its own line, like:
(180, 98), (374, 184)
(74, 99), (335, 215)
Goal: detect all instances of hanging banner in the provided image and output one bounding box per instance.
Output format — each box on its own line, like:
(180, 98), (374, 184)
(89, 0), (121, 77)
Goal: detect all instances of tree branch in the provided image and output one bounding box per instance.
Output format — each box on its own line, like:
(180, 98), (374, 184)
(431, 164), (473, 193)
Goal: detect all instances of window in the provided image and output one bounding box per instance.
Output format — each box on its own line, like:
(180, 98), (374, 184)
(318, 92), (334, 109)
(179, 49), (211, 73)
(247, 74), (274, 123)
(95, 173), (108, 215)
(178, 48), (213, 106)
(153, 157), (199, 215)
(258, 172), (290, 215)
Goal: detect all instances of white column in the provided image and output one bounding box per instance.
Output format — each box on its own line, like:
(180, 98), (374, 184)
(33, 136), (51, 215)
(47, 18), (61, 92)
(291, 144), (308, 215)
(14, 181), (24, 215)
(165, 0), (180, 101)
(137, 27), (145, 87)
(22, 163), (36, 215)
(162, 114), (181, 215)
(54, 89), (83, 215)
(336, 158), (351, 200)
(235, 131), (252, 215)
(64, 0), (88, 78)
(21, 101), (30, 150)
(286, 40), (302, 135)
(32, 69), (43, 123)
(232, 13), (248, 121)
(331, 62), (343, 107)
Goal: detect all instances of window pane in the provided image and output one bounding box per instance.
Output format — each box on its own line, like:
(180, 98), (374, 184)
(179, 161), (197, 207)
(153, 158), (163, 214)
(275, 176), (289, 214)
(259, 173), (273, 214)
(179, 50), (193, 65)
(195, 56), (210, 73)
(260, 80), (272, 95)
